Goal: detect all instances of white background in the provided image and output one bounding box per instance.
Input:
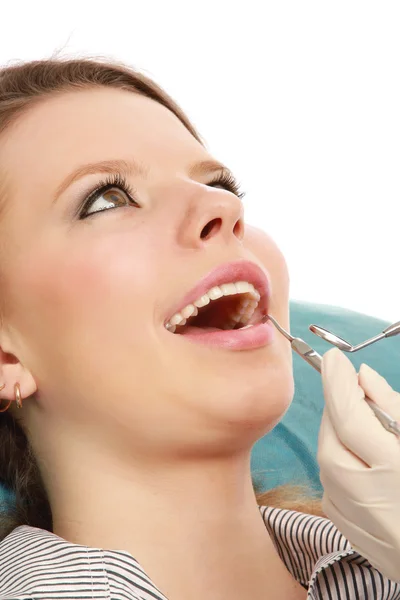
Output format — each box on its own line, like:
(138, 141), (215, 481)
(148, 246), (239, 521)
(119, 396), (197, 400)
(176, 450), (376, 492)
(1, 1), (399, 322)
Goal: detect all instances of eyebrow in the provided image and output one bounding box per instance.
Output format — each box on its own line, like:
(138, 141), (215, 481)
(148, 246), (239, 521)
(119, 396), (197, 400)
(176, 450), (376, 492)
(53, 158), (230, 204)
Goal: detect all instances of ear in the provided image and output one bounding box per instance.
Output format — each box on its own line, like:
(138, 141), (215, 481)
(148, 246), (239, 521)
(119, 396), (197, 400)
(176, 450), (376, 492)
(0, 338), (37, 410)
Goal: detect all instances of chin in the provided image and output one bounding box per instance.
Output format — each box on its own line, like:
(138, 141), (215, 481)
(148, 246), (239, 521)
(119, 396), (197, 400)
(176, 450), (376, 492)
(197, 364), (294, 435)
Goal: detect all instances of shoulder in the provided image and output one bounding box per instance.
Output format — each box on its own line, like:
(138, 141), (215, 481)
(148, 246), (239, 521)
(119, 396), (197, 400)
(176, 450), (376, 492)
(0, 525), (109, 598)
(259, 505), (400, 596)
(259, 504), (352, 555)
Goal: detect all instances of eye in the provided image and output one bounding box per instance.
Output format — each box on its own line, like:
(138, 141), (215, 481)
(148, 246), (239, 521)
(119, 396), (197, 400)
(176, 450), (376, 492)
(83, 186), (131, 217)
(207, 171), (245, 200)
(79, 174), (138, 219)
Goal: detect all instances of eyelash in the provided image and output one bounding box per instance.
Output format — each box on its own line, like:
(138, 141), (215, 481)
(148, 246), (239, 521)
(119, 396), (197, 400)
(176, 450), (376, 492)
(78, 171), (246, 219)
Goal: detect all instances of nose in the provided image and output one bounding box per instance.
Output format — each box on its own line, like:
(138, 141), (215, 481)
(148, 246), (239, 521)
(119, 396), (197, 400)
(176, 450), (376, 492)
(178, 187), (245, 248)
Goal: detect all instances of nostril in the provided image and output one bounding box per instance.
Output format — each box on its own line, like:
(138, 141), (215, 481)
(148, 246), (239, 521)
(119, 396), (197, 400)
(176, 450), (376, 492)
(200, 218), (222, 240)
(233, 218), (244, 239)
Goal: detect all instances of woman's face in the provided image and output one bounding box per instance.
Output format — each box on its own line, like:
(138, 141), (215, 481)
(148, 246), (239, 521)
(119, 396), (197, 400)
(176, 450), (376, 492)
(0, 87), (293, 457)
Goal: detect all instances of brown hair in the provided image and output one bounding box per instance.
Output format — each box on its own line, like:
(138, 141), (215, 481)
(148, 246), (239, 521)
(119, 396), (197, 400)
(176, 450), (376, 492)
(0, 56), (324, 542)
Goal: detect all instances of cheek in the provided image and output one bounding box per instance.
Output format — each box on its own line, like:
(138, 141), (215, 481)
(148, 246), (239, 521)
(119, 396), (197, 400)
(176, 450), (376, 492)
(243, 225), (290, 301)
(12, 233), (158, 356)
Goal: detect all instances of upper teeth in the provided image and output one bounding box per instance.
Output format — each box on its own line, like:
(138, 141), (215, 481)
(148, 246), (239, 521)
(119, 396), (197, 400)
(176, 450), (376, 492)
(165, 281), (261, 333)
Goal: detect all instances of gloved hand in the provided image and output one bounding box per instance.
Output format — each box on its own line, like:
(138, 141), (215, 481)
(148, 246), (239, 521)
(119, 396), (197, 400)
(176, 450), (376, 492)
(318, 346), (400, 583)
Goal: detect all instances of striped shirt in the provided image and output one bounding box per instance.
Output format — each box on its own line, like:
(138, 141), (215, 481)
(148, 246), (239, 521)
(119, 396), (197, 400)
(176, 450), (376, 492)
(0, 505), (399, 599)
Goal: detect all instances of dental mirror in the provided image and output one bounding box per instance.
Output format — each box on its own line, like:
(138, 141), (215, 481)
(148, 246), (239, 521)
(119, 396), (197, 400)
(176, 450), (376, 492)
(309, 319), (400, 353)
(309, 325), (353, 351)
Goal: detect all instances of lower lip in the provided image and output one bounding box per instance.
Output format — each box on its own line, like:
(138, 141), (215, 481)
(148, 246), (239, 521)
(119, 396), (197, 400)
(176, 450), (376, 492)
(173, 320), (275, 350)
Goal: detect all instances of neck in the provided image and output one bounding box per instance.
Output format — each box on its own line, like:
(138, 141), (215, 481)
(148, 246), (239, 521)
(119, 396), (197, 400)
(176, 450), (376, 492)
(45, 435), (286, 598)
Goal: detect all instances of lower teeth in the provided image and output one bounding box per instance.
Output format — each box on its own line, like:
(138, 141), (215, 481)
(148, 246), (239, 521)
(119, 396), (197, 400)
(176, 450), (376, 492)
(240, 324), (254, 330)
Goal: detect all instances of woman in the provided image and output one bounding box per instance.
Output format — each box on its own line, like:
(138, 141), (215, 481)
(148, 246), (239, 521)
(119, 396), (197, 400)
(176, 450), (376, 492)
(0, 57), (398, 600)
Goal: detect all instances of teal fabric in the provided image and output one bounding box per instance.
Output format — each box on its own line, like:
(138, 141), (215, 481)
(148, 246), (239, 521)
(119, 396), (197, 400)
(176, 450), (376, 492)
(1, 300), (399, 510)
(251, 300), (400, 495)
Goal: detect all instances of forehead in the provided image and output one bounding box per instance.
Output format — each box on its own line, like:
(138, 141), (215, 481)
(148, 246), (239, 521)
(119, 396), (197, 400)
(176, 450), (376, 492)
(0, 87), (203, 194)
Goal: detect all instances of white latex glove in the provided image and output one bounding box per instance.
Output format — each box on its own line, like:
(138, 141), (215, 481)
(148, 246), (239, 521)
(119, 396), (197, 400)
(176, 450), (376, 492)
(318, 346), (400, 583)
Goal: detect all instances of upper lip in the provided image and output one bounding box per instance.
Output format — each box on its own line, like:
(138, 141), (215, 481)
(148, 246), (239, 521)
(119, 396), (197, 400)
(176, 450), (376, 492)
(165, 259), (271, 325)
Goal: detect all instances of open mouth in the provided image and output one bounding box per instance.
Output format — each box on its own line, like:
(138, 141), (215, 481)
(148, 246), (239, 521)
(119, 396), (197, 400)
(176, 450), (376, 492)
(165, 284), (266, 334)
